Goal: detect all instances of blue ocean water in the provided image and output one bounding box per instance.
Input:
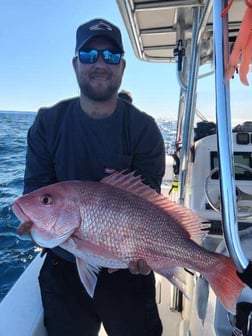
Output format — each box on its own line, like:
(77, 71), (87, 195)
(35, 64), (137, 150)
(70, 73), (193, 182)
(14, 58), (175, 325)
(0, 111), (38, 302)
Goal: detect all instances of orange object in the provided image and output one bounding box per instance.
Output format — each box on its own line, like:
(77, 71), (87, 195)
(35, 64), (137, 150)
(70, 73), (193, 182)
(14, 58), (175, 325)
(223, 0), (252, 85)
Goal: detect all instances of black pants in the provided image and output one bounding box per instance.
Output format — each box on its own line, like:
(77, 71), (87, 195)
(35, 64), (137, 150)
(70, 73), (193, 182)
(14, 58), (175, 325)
(39, 251), (163, 336)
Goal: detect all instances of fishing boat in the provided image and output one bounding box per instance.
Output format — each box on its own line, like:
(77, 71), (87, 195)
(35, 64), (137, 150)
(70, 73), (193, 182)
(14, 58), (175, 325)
(1, 0), (252, 335)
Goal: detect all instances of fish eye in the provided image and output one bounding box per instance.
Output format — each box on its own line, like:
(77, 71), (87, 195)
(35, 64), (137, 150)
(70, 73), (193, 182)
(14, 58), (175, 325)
(40, 194), (52, 205)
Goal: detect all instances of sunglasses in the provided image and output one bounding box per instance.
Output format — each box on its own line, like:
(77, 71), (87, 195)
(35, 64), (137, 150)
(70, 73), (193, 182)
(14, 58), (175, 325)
(78, 49), (123, 65)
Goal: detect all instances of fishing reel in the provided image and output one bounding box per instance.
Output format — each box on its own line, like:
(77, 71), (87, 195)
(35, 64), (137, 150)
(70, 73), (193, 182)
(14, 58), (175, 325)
(204, 164), (252, 219)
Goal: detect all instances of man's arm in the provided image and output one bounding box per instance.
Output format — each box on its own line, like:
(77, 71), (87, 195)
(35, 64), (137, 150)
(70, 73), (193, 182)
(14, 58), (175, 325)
(24, 110), (56, 194)
(132, 115), (165, 193)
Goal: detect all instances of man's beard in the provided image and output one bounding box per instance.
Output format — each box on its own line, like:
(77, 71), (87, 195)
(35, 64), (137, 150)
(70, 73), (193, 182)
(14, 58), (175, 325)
(82, 83), (117, 101)
(78, 73), (121, 102)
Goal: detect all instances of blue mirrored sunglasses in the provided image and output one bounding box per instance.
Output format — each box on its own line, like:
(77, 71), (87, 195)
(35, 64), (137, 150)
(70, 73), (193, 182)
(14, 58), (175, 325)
(78, 49), (123, 65)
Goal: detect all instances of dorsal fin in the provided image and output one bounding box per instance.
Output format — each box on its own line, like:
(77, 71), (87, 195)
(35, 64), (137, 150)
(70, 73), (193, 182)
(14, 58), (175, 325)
(101, 171), (209, 242)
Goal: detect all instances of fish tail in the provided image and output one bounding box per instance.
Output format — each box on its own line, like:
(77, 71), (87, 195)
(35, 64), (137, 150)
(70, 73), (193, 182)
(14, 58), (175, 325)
(205, 255), (245, 314)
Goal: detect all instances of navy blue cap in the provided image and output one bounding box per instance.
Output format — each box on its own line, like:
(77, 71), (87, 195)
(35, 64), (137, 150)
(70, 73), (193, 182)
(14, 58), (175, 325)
(75, 18), (124, 53)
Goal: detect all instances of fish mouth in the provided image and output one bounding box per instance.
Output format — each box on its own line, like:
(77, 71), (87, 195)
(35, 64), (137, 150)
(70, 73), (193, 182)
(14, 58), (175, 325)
(12, 202), (33, 235)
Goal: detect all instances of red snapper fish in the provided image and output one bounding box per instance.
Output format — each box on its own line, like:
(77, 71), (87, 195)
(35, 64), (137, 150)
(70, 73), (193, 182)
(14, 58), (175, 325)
(12, 171), (245, 314)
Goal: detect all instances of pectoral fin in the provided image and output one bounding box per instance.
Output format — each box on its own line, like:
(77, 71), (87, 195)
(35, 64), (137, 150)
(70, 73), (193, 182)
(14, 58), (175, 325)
(76, 258), (101, 298)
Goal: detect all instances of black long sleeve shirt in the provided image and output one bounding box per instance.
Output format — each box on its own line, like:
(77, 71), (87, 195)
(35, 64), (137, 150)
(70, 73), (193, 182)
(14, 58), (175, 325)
(24, 97), (165, 194)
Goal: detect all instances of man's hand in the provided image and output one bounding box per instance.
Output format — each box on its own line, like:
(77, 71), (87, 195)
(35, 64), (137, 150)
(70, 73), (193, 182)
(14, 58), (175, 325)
(128, 259), (151, 275)
(108, 259), (151, 275)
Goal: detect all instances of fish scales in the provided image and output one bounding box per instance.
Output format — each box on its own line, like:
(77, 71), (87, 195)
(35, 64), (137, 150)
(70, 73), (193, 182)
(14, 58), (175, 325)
(78, 182), (194, 264)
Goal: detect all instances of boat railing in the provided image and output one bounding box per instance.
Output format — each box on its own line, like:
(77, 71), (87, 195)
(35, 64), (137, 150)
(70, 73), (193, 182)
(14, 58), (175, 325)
(213, 0), (248, 272)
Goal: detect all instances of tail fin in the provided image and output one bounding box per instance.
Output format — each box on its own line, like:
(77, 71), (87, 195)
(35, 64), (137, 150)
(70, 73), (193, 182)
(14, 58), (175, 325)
(205, 255), (246, 314)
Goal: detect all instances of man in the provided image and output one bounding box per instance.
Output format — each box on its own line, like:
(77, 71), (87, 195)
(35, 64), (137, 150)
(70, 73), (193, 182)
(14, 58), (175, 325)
(24, 18), (165, 336)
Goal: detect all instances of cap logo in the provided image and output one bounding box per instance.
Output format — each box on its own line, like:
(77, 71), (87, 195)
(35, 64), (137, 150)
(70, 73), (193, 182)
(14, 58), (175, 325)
(89, 21), (113, 32)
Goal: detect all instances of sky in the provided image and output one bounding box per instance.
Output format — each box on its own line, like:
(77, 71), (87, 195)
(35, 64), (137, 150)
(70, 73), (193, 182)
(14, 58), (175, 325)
(0, 0), (252, 120)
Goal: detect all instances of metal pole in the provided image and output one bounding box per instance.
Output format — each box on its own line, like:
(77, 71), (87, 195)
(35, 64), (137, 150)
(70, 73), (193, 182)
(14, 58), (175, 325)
(179, 0), (212, 203)
(213, 0), (248, 272)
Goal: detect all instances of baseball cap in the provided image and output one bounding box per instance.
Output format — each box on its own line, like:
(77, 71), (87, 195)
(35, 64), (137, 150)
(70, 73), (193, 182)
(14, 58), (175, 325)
(75, 18), (124, 53)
